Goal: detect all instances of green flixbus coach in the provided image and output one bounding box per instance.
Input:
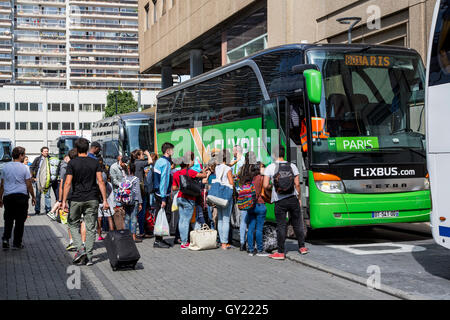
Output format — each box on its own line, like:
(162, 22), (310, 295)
(155, 43), (431, 231)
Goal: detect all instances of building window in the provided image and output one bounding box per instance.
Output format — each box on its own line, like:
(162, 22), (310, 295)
(30, 122), (43, 130)
(48, 122), (61, 130)
(15, 122), (27, 130)
(93, 104), (105, 112)
(80, 104), (92, 112)
(15, 102), (29, 111)
(152, 0), (157, 23)
(0, 122), (10, 130)
(79, 122), (91, 130)
(145, 3), (150, 31)
(61, 103), (74, 112)
(29, 103), (42, 111)
(50, 103), (61, 112)
(0, 103), (10, 111)
(62, 122), (74, 130)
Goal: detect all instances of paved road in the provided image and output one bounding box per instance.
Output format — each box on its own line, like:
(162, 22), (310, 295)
(0, 213), (395, 300)
(283, 223), (450, 300)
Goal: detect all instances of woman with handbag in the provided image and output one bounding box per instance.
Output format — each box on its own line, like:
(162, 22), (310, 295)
(212, 150), (235, 250)
(172, 152), (207, 249)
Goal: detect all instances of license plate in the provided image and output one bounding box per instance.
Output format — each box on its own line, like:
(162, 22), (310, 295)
(372, 210), (399, 218)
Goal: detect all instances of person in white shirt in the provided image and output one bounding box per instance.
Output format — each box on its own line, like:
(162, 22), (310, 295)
(0, 147), (36, 250)
(263, 145), (309, 260)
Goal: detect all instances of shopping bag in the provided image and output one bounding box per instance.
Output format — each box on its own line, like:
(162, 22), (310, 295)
(59, 209), (68, 225)
(171, 192), (179, 212)
(189, 224), (218, 251)
(154, 208), (170, 237)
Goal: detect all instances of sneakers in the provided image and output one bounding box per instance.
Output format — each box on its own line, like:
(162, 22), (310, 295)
(248, 250), (255, 257)
(12, 244), (25, 250)
(269, 252), (285, 260)
(2, 240), (9, 250)
(72, 249), (87, 264)
(97, 236), (105, 241)
(47, 212), (57, 221)
(180, 242), (190, 250)
(86, 258), (94, 266)
(256, 251), (270, 257)
(153, 241), (170, 248)
(299, 247), (309, 255)
(240, 243), (247, 251)
(134, 238), (143, 243)
(221, 243), (233, 250)
(66, 243), (76, 252)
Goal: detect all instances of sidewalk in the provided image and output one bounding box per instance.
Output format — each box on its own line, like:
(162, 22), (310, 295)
(0, 213), (396, 300)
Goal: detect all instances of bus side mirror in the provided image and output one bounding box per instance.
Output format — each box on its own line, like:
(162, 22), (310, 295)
(303, 69), (322, 104)
(292, 64), (322, 104)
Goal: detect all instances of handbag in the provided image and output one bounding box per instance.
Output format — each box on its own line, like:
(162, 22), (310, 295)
(261, 186), (272, 204)
(154, 208), (170, 237)
(188, 224), (218, 251)
(206, 167), (233, 208)
(180, 169), (201, 197)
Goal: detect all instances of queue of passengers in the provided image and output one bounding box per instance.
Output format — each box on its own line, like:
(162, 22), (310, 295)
(1, 139), (309, 265)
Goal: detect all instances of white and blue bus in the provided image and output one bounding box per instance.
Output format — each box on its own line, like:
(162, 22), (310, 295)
(426, 0), (450, 249)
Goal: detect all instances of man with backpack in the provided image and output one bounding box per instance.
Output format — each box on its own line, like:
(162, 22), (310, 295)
(263, 145), (308, 260)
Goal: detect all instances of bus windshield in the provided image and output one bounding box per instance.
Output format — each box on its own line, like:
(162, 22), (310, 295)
(0, 142), (11, 162)
(124, 119), (153, 154)
(306, 49), (426, 165)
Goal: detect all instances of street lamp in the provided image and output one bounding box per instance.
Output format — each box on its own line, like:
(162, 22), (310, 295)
(114, 90), (118, 115)
(336, 17), (361, 44)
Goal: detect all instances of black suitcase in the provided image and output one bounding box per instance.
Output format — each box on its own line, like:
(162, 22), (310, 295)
(104, 229), (140, 271)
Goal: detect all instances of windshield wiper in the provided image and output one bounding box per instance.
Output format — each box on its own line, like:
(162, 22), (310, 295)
(371, 146), (426, 158)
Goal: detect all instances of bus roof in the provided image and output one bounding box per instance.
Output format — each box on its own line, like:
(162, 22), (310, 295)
(95, 112), (154, 124)
(157, 43), (420, 99)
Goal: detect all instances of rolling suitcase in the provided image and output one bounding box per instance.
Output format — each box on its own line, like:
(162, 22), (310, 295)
(104, 229), (141, 271)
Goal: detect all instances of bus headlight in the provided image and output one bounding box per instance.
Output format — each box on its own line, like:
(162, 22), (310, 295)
(315, 181), (345, 193)
(424, 177), (430, 190)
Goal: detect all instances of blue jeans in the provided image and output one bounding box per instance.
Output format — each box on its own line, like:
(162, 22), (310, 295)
(124, 201), (139, 235)
(177, 197), (195, 244)
(247, 204), (267, 252)
(217, 202), (233, 244)
(35, 184), (51, 214)
(137, 192), (149, 235)
(239, 209), (249, 245)
(207, 205), (215, 230)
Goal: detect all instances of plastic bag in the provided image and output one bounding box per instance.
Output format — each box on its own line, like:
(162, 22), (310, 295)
(59, 209), (68, 225)
(171, 192), (179, 212)
(154, 208), (170, 237)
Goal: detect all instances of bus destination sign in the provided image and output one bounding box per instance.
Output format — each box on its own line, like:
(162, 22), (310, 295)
(345, 55), (391, 67)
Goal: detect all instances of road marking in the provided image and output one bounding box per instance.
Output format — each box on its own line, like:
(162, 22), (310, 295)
(327, 242), (427, 255)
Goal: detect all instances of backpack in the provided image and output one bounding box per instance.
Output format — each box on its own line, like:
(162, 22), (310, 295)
(273, 162), (295, 195)
(144, 167), (154, 195)
(237, 183), (256, 210)
(179, 169), (201, 197)
(115, 176), (138, 206)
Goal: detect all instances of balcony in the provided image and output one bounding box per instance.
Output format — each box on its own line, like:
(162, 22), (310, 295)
(16, 48), (66, 56)
(17, 72), (67, 81)
(15, 35), (66, 43)
(70, 10), (137, 19)
(16, 22), (66, 31)
(17, 61), (66, 69)
(69, 48), (138, 57)
(70, 73), (158, 82)
(70, 60), (138, 69)
(69, 0), (138, 8)
(16, 9), (66, 18)
(16, 0), (66, 6)
(69, 23), (137, 32)
(69, 35), (137, 43)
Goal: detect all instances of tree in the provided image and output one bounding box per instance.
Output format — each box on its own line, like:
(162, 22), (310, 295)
(105, 89), (138, 118)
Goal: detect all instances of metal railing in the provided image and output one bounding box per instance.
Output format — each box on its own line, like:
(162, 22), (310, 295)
(69, 35), (137, 42)
(70, 60), (138, 66)
(70, 23), (137, 29)
(16, 48), (66, 53)
(70, 10), (137, 17)
(69, 48), (137, 54)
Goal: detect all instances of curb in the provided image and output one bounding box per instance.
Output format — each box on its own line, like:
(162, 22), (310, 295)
(285, 253), (430, 300)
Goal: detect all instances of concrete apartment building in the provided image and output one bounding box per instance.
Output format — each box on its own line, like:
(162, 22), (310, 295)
(0, 0), (162, 158)
(138, 0), (437, 86)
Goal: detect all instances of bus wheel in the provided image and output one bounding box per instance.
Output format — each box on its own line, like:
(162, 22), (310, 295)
(262, 224), (277, 253)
